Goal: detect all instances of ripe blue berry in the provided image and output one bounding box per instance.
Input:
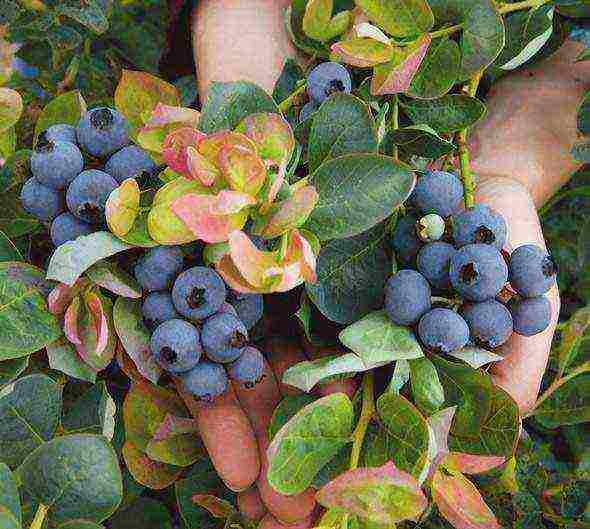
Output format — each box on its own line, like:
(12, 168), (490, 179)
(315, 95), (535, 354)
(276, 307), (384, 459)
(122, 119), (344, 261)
(201, 312), (248, 363)
(66, 169), (118, 224)
(30, 139), (84, 190)
(462, 300), (513, 348)
(104, 145), (157, 183)
(20, 177), (64, 221)
(299, 100), (319, 123)
(76, 107), (130, 158)
(142, 291), (180, 330)
(452, 204), (507, 249)
(450, 244), (508, 301)
(227, 346), (265, 386)
(385, 270), (431, 326)
(50, 212), (94, 247)
(412, 171), (464, 218)
(217, 302), (239, 317)
(134, 246), (184, 292)
(509, 244), (557, 298)
(417, 242), (456, 290)
(172, 266), (226, 321)
(180, 361), (229, 401)
(509, 296), (552, 337)
(418, 308), (470, 354)
(41, 124), (77, 144)
(391, 214), (423, 265)
(228, 290), (263, 330)
(150, 319), (202, 373)
(307, 62), (352, 103)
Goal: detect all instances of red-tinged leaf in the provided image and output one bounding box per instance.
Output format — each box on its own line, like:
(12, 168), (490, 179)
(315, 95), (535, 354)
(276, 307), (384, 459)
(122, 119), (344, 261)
(84, 291), (109, 356)
(216, 255), (261, 294)
(0, 87), (23, 133)
(171, 193), (249, 244)
(64, 295), (83, 346)
(210, 190), (256, 215)
(137, 103), (200, 154)
(235, 113), (295, 167)
(332, 38), (394, 67)
(48, 282), (78, 315)
(152, 413), (199, 441)
(218, 144), (267, 196)
(227, 230), (281, 289)
(115, 70), (180, 137)
(425, 406), (457, 477)
(191, 495), (236, 519)
(75, 291), (115, 371)
(443, 453), (505, 475)
(371, 34), (431, 96)
(432, 470), (501, 529)
(186, 146), (220, 186)
(198, 130), (257, 161)
(284, 230), (317, 284)
(105, 178), (140, 238)
(162, 127), (206, 176)
(317, 461), (428, 525)
(122, 441), (182, 490)
(261, 186), (319, 239)
(264, 167), (287, 210)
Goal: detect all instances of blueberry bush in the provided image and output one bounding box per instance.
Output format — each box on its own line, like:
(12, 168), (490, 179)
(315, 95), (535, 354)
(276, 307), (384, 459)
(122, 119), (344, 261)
(0, 1), (590, 528)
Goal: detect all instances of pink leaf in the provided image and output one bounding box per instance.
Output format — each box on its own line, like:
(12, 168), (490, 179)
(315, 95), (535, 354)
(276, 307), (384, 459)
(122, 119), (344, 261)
(186, 146), (220, 186)
(285, 230), (317, 284)
(144, 103), (200, 129)
(64, 295), (83, 346)
(162, 127), (205, 176)
(152, 413), (199, 441)
(216, 255), (260, 293)
(432, 470), (501, 529)
(48, 283), (77, 315)
(227, 230), (280, 289)
(198, 130), (257, 161)
(218, 144), (267, 196)
(317, 461), (428, 525)
(210, 190), (256, 215)
(444, 453), (506, 475)
(261, 185), (318, 239)
(84, 291), (109, 357)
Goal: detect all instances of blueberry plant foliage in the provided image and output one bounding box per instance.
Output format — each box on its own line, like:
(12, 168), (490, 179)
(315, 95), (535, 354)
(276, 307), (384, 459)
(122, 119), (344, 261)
(0, 1), (589, 529)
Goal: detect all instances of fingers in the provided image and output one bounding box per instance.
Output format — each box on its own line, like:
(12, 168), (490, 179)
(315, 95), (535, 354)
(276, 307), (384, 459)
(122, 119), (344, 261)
(476, 176), (560, 413)
(237, 487), (267, 522)
(175, 379), (260, 492)
(266, 337), (308, 396)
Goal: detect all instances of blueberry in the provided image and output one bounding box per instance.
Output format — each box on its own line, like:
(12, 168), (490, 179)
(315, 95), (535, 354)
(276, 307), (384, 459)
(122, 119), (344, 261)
(142, 291), (180, 330)
(452, 204), (507, 249)
(41, 124), (77, 144)
(417, 242), (456, 290)
(30, 139), (84, 190)
(228, 290), (263, 330)
(150, 318), (202, 373)
(134, 246), (184, 292)
(76, 107), (130, 158)
(509, 296), (552, 337)
(172, 266), (226, 321)
(411, 171), (464, 218)
(50, 212), (94, 246)
(216, 302), (239, 317)
(391, 214), (423, 265)
(509, 244), (557, 298)
(462, 300), (513, 348)
(417, 213), (446, 243)
(450, 244), (508, 302)
(385, 270), (431, 326)
(104, 145), (157, 184)
(227, 346), (265, 386)
(418, 308), (470, 354)
(201, 312), (248, 363)
(20, 177), (64, 221)
(307, 62), (352, 103)
(180, 361), (229, 401)
(299, 100), (319, 123)
(66, 169), (118, 224)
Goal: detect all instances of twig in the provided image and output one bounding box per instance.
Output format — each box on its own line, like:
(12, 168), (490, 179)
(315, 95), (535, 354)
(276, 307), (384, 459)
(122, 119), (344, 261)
(29, 504), (48, 529)
(498, 0), (551, 14)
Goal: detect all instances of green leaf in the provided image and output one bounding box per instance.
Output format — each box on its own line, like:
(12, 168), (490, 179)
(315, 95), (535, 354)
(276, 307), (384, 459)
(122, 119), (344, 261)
(62, 382), (116, 440)
(46, 339), (97, 383)
(273, 58), (305, 104)
(0, 374), (62, 468)
(267, 393), (354, 495)
(534, 371), (590, 428)
(0, 127), (16, 160)
(431, 356), (492, 437)
(268, 394), (318, 440)
(306, 154), (415, 240)
(303, 0), (350, 41)
(449, 385), (520, 457)
(448, 346), (503, 369)
(0, 357), (28, 389)
(306, 225), (391, 324)
(0, 232), (22, 263)
(572, 141), (590, 163)
(199, 81), (278, 134)
(107, 498), (172, 529)
(407, 38), (461, 99)
(0, 88), (23, 134)
(46, 232), (132, 286)
(0, 463), (21, 529)
(86, 261), (142, 299)
(57, 522), (105, 529)
(388, 124), (456, 158)
(556, 307), (590, 376)
(409, 357), (445, 415)
(354, 0), (434, 38)
(400, 94), (486, 133)
(55, 1), (109, 34)
(18, 434), (122, 525)
(339, 310), (423, 365)
(364, 392), (430, 478)
(34, 91), (87, 143)
(0, 262), (61, 360)
(308, 93), (378, 172)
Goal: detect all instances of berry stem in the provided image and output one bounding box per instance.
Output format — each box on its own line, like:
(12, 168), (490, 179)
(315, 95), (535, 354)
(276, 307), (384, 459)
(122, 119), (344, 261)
(497, 0), (551, 14)
(349, 372), (375, 471)
(390, 96), (399, 161)
(278, 80), (307, 114)
(29, 504), (48, 529)
(458, 70), (483, 208)
(429, 24), (463, 39)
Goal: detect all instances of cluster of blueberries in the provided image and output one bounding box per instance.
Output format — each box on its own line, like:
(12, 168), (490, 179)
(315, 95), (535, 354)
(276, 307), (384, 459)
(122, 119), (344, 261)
(387, 171), (557, 354)
(20, 107), (156, 247)
(134, 246), (265, 401)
